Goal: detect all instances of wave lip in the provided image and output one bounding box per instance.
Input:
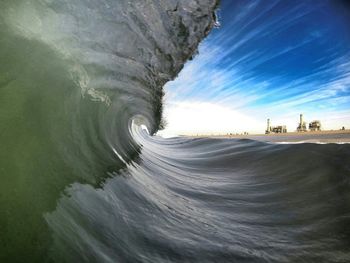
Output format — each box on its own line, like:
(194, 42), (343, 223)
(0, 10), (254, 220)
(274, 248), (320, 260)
(4, 0), (219, 134)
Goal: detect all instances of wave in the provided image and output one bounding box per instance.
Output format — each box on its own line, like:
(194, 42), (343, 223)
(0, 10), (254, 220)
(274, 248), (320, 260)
(1, 1), (350, 262)
(0, 0), (218, 261)
(46, 132), (350, 262)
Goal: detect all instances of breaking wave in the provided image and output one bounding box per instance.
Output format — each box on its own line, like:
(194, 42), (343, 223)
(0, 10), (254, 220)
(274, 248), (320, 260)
(0, 1), (350, 262)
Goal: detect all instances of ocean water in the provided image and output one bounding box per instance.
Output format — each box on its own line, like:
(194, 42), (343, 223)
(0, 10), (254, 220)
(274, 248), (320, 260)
(1, 1), (350, 262)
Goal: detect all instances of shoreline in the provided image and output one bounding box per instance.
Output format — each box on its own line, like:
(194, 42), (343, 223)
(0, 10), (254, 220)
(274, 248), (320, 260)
(184, 130), (350, 143)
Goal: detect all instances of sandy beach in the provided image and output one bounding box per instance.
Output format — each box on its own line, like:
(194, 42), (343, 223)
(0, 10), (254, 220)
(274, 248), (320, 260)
(188, 130), (350, 143)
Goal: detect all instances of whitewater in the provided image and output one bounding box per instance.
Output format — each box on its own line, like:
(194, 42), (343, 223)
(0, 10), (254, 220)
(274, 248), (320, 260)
(0, 1), (349, 262)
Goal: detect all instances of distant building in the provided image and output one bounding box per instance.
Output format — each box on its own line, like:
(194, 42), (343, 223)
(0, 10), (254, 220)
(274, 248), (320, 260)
(266, 119), (287, 134)
(297, 114), (307, 132)
(265, 118), (271, 134)
(309, 120), (321, 131)
(271, 126), (287, 133)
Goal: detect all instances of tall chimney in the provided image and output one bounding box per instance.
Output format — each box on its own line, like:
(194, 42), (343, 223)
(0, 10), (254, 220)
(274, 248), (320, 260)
(300, 114), (303, 126)
(267, 118), (270, 132)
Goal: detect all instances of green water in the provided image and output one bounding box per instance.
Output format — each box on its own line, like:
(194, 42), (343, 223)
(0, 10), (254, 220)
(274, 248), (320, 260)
(0, 0), (219, 261)
(0, 22), (121, 261)
(0, 24), (72, 260)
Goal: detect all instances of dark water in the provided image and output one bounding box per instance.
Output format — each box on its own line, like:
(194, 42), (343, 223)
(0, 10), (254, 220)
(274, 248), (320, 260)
(48, 130), (350, 262)
(1, 0), (350, 262)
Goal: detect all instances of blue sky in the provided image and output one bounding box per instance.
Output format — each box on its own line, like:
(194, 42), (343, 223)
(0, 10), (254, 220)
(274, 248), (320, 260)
(161, 0), (350, 135)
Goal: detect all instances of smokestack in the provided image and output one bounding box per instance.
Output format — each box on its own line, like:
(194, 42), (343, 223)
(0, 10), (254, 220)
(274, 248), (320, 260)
(300, 114), (303, 126)
(267, 118), (270, 132)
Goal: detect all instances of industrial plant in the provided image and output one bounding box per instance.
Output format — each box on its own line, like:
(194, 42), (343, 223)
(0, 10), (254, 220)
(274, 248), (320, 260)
(297, 114), (307, 132)
(309, 120), (322, 131)
(265, 119), (287, 134)
(265, 114), (322, 134)
(297, 114), (322, 132)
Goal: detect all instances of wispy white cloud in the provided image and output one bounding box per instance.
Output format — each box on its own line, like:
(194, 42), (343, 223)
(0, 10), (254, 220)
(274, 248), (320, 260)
(162, 0), (350, 134)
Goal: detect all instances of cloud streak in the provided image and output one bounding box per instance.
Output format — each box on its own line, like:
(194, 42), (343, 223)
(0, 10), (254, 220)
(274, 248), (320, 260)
(162, 0), (350, 135)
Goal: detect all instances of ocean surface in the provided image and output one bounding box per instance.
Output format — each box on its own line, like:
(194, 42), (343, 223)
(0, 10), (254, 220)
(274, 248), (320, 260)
(212, 132), (350, 144)
(1, 1), (350, 262)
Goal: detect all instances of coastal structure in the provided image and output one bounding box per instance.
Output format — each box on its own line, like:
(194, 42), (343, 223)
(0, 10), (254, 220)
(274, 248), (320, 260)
(271, 126), (287, 133)
(297, 114), (307, 132)
(265, 119), (271, 134)
(296, 114), (322, 132)
(263, 114), (343, 134)
(266, 119), (287, 134)
(309, 120), (321, 131)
